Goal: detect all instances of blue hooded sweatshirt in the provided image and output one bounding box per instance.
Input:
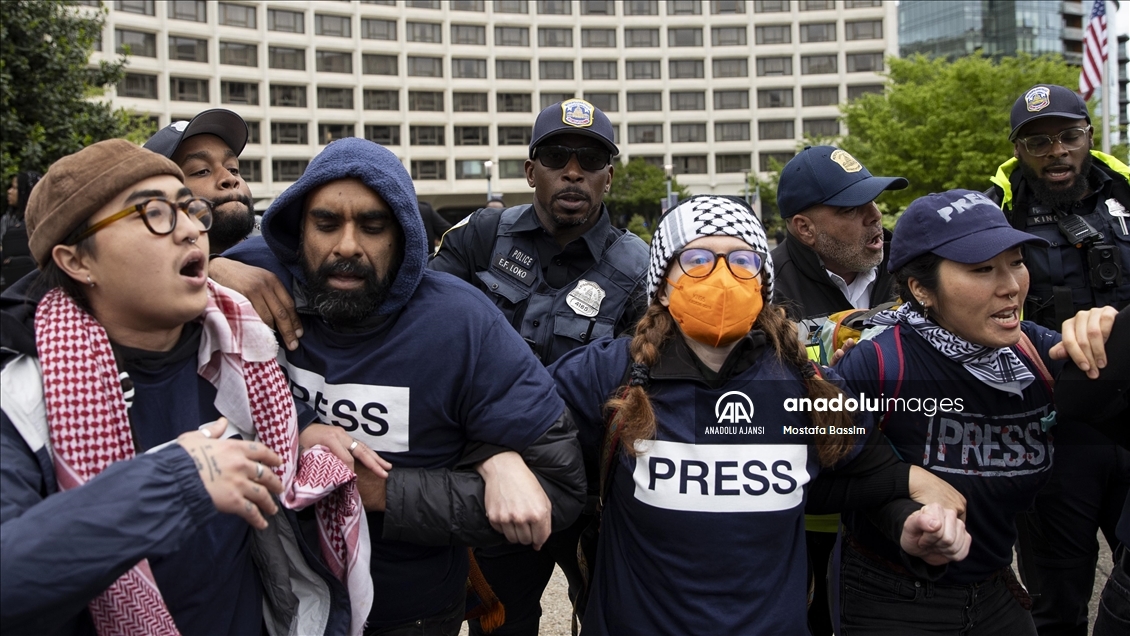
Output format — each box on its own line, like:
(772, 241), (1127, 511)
(225, 138), (567, 628)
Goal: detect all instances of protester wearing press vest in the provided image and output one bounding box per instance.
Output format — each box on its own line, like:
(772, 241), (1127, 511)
(549, 195), (972, 635)
(221, 137), (586, 635)
(430, 99), (649, 635)
(986, 84), (1130, 636)
(834, 189), (1120, 636)
(769, 146), (908, 635)
(0, 140), (367, 635)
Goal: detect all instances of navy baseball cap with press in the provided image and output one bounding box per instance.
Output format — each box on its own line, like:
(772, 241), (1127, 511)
(144, 109), (249, 159)
(529, 99), (619, 157)
(776, 146), (907, 218)
(1009, 85), (1090, 141)
(888, 189), (1048, 272)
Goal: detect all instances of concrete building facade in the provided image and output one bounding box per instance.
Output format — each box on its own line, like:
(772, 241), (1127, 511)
(87, 0), (896, 214)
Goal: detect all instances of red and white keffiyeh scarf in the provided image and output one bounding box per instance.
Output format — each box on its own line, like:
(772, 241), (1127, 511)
(35, 281), (372, 636)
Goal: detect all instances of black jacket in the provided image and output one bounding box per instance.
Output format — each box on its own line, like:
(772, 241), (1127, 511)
(770, 231), (896, 320)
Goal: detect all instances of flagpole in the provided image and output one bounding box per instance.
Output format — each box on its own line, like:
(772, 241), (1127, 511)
(1103, 0), (1115, 153)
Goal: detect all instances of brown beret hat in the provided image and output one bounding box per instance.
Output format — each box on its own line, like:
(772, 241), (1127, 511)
(26, 139), (184, 268)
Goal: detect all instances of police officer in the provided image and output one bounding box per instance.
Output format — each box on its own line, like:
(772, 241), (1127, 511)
(430, 99), (650, 635)
(986, 84), (1130, 636)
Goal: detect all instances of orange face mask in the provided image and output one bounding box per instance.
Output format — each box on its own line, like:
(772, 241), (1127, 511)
(665, 264), (764, 348)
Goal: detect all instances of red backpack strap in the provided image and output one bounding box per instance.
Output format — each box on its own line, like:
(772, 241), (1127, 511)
(1015, 330), (1055, 392)
(878, 324), (904, 430)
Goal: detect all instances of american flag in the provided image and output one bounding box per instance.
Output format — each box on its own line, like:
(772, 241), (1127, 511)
(1080, 0), (1108, 101)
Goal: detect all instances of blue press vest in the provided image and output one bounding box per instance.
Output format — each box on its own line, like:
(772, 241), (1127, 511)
(474, 206), (649, 365)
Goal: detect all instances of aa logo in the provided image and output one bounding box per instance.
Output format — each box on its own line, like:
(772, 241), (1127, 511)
(715, 391), (754, 424)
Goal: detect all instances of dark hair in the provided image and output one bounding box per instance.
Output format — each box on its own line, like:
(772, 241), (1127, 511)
(32, 222), (95, 313)
(11, 171), (43, 221)
(606, 282), (855, 467)
(892, 252), (943, 314)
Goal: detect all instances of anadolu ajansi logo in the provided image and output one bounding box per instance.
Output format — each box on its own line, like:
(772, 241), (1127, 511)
(715, 390), (754, 424)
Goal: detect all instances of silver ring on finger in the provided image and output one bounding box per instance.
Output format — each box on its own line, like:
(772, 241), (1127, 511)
(255, 461), (264, 481)
(348, 440), (359, 454)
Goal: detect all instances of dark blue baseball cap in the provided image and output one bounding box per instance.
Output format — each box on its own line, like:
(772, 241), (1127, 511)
(776, 146), (907, 218)
(144, 109), (249, 159)
(1009, 85), (1089, 141)
(529, 99), (618, 157)
(888, 189), (1048, 272)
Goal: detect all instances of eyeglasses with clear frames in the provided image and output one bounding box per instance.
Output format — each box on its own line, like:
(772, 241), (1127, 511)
(70, 197), (214, 244)
(674, 248), (765, 280)
(1016, 126), (1091, 157)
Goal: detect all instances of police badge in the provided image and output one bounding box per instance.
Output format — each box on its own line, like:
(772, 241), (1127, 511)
(1025, 86), (1051, 112)
(561, 99), (595, 128)
(566, 279), (606, 317)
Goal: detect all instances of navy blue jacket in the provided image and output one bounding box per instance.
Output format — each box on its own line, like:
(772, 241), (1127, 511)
(225, 138), (587, 628)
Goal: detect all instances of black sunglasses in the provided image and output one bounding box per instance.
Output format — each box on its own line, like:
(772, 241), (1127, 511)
(535, 145), (611, 171)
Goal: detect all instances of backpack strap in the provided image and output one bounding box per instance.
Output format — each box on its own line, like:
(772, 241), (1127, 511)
(1014, 330), (1055, 393)
(877, 324), (905, 430)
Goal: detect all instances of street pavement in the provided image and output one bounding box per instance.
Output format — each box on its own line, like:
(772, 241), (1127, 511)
(462, 538), (1114, 635)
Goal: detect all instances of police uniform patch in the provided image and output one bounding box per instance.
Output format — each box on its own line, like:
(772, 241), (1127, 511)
(566, 279), (606, 317)
(1025, 86), (1051, 112)
(493, 253), (534, 287)
(561, 99), (595, 128)
(508, 246), (535, 268)
(829, 149), (862, 173)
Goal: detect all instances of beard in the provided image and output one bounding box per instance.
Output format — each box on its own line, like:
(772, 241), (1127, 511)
(207, 195), (256, 254)
(548, 187), (597, 228)
(813, 226), (884, 274)
(1019, 153), (1094, 212)
(300, 253), (395, 327)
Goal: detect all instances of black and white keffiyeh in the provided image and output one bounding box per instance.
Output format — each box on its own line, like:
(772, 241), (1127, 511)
(870, 304), (1035, 397)
(646, 195), (773, 298)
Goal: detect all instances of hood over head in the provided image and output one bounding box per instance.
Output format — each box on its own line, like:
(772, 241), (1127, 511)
(259, 137), (427, 316)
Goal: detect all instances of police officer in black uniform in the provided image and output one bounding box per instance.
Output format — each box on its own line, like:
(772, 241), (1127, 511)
(430, 99), (649, 635)
(986, 84), (1130, 636)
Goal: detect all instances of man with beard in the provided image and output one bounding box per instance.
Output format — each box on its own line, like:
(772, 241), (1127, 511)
(143, 109), (257, 255)
(221, 138), (586, 636)
(986, 84), (1130, 636)
(768, 145), (907, 636)
(429, 99), (649, 636)
(771, 146), (908, 320)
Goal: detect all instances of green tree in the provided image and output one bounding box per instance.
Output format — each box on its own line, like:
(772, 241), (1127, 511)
(1, 1), (152, 180)
(839, 53), (1079, 213)
(754, 164), (783, 238)
(626, 214), (652, 244)
(606, 158), (690, 229)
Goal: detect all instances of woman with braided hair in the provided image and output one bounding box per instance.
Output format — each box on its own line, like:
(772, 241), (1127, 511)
(549, 194), (971, 635)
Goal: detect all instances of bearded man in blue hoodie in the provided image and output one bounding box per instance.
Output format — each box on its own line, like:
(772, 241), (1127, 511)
(223, 138), (586, 635)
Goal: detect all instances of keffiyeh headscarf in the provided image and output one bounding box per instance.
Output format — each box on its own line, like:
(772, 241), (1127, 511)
(646, 195), (773, 298)
(35, 281), (372, 636)
(871, 304), (1035, 397)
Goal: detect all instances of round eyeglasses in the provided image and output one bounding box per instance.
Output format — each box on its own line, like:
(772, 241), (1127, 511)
(70, 197), (213, 244)
(674, 248), (765, 280)
(1017, 126), (1091, 157)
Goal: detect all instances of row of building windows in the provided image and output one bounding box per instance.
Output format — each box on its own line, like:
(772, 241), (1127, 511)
(117, 36), (886, 78)
(119, 75), (883, 110)
(115, 21), (882, 51)
(108, 115), (834, 151)
(100, 1), (884, 24)
(240, 149), (800, 185)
